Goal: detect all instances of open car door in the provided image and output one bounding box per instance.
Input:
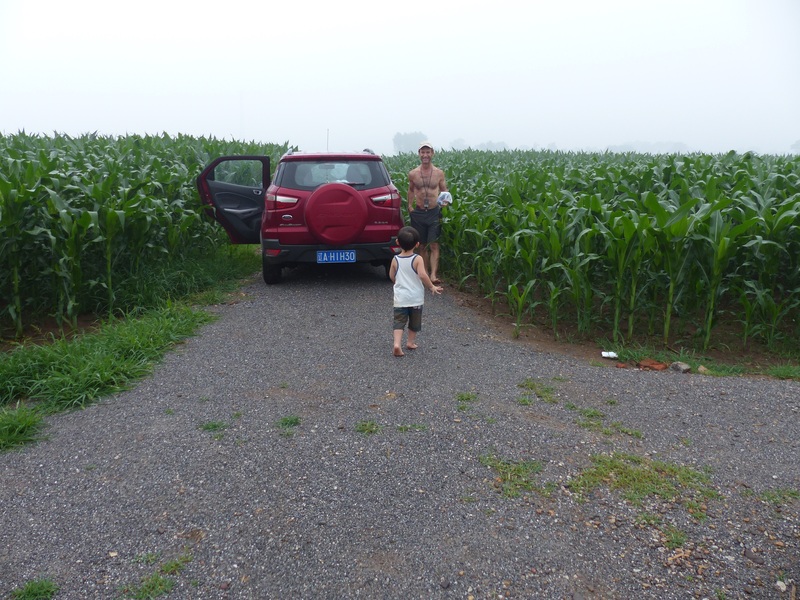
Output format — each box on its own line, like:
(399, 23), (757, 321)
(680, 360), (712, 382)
(196, 156), (270, 244)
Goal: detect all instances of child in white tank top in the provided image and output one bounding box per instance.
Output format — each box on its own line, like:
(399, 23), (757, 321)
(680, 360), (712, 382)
(388, 226), (443, 357)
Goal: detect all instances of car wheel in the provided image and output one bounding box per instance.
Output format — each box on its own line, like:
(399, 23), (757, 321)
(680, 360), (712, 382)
(262, 258), (282, 285)
(305, 183), (369, 245)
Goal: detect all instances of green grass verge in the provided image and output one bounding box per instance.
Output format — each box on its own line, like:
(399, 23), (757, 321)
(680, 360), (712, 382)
(0, 305), (215, 412)
(0, 405), (44, 451)
(0, 246), (259, 451)
(766, 363), (800, 380)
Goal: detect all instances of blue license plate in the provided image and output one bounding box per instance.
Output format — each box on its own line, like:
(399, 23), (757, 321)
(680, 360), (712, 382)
(317, 250), (356, 263)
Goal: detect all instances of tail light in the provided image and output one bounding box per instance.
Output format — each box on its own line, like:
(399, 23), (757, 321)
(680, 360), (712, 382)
(266, 193), (299, 206)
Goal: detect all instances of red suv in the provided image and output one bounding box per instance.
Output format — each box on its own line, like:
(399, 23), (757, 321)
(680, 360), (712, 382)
(197, 151), (404, 283)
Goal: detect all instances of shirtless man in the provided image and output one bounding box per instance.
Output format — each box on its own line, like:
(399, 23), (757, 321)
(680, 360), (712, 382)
(407, 141), (448, 284)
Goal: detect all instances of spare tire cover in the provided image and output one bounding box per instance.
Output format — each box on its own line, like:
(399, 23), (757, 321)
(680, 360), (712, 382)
(305, 183), (368, 245)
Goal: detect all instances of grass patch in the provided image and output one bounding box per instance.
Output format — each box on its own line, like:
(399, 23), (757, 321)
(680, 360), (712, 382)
(480, 452), (543, 498)
(456, 391), (478, 411)
(160, 552), (192, 575)
(133, 552), (160, 565)
(577, 418), (607, 433)
(0, 405), (44, 450)
(767, 363), (800, 380)
(569, 452), (720, 518)
(609, 421), (643, 438)
(122, 573), (175, 599)
(760, 488), (800, 505)
(662, 524), (688, 549)
(355, 420), (382, 435)
(112, 245), (260, 311)
(564, 402), (641, 439)
(635, 512), (662, 527)
(277, 415), (301, 436)
(517, 378), (557, 403)
(396, 424), (427, 432)
(199, 421), (228, 432)
(10, 578), (59, 599)
(578, 407), (605, 419)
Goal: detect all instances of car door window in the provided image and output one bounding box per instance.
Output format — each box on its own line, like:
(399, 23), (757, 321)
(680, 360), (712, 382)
(213, 160), (264, 187)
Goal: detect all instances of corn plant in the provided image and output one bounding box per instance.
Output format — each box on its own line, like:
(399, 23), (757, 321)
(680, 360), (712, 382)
(502, 279), (537, 338)
(643, 192), (702, 345)
(595, 205), (655, 342)
(0, 133), (289, 337)
(692, 199), (758, 349)
(384, 149), (800, 352)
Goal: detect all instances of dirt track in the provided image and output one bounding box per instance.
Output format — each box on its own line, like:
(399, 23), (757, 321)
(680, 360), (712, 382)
(1, 264), (798, 599)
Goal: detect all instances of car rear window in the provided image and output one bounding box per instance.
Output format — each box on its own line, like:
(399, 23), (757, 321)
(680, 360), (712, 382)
(278, 160), (388, 191)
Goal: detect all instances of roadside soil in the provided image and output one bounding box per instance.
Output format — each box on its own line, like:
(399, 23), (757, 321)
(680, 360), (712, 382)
(444, 282), (794, 372)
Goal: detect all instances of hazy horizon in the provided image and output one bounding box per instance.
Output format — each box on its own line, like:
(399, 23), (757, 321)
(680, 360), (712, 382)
(1, 0), (798, 156)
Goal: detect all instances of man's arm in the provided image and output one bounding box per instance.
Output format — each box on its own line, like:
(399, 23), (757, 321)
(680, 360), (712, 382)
(438, 168), (448, 193)
(407, 171), (416, 212)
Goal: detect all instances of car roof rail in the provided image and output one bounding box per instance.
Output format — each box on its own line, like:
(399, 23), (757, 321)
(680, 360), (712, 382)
(362, 148), (375, 155)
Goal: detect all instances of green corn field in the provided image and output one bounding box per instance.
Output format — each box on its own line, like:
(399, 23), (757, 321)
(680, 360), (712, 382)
(0, 133), (288, 337)
(385, 150), (800, 351)
(2, 134), (799, 353)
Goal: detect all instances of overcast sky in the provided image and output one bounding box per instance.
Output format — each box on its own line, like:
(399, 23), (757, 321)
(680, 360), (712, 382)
(1, 0), (798, 155)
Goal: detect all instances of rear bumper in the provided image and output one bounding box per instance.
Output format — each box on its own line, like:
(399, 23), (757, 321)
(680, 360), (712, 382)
(262, 240), (399, 266)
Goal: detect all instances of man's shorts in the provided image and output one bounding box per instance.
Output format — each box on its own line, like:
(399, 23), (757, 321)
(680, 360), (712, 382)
(409, 207), (441, 244)
(393, 306), (423, 332)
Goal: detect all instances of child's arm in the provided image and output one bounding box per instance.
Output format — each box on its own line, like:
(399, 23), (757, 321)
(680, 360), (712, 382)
(414, 256), (443, 295)
(388, 256), (398, 283)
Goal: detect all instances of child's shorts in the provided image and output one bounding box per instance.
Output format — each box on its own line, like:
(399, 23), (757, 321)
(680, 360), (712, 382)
(393, 305), (422, 332)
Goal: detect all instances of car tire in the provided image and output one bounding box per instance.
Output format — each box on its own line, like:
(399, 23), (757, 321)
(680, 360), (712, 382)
(305, 183), (369, 245)
(262, 258), (282, 285)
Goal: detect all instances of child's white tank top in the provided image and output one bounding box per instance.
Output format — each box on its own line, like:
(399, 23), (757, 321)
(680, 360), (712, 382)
(393, 254), (425, 307)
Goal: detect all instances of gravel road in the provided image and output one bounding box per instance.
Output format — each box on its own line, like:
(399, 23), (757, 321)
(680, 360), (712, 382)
(1, 263), (798, 599)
